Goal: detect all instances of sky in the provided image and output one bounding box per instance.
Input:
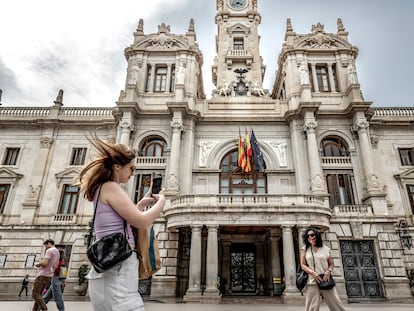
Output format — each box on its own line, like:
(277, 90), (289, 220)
(0, 0), (413, 108)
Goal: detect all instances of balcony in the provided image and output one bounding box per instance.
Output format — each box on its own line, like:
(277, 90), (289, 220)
(225, 49), (253, 69)
(164, 194), (332, 228)
(321, 156), (352, 168)
(333, 204), (373, 216)
(136, 156), (167, 168)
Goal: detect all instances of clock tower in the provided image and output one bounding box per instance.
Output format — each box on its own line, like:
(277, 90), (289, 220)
(212, 0), (266, 96)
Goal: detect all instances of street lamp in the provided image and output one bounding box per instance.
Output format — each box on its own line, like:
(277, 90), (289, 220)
(397, 219), (412, 252)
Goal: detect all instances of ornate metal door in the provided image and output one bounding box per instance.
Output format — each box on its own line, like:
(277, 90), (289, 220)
(230, 243), (256, 293)
(340, 240), (383, 298)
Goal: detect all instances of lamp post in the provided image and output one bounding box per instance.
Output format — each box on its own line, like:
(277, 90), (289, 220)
(397, 219), (412, 253)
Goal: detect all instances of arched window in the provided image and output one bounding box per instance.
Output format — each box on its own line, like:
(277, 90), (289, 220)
(140, 137), (166, 157)
(321, 136), (349, 157)
(219, 150), (266, 194)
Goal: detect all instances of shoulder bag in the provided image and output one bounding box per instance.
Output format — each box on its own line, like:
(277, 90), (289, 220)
(86, 186), (133, 273)
(296, 264), (308, 291)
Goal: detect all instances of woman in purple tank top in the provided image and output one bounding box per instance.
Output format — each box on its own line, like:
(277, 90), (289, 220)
(78, 135), (166, 311)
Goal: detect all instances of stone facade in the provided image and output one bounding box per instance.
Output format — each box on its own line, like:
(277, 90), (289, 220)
(0, 0), (413, 303)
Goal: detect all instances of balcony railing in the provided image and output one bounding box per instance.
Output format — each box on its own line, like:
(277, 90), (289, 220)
(321, 156), (352, 168)
(52, 214), (76, 223)
(136, 156), (167, 168)
(333, 204), (372, 216)
(168, 194), (329, 212)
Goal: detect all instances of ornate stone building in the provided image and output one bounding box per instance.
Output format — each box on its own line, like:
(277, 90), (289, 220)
(0, 0), (413, 303)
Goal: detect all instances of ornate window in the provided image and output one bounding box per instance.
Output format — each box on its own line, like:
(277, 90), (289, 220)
(133, 173), (152, 203)
(58, 185), (80, 214)
(220, 150), (266, 194)
(315, 65), (330, 92)
(70, 147), (87, 166)
(0, 184), (10, 214)
(326, 173), (355, 208)
(321, 136), (349, 157)
(141, 137), (166, 157)
(2, 147), (20, 165)
(399, 148), (414, 166)
(233, 37), (244, 50)
(154, 66), (167, 92)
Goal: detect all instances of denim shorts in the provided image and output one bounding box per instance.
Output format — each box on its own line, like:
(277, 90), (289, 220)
(87, 254), (144, 311)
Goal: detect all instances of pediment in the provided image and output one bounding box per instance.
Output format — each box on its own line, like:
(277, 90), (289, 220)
(295, 33), (352, 50)
(0, 167), (23, 180)
(395, 168), (414, 180)
(227, 23), (250, 35)
(133, 34), (189, 50)
(55, 167), (81, 187)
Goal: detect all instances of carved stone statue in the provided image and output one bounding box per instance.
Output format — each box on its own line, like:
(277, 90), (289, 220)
(348, 64), (358, 85)
(299, 63), (310, 85)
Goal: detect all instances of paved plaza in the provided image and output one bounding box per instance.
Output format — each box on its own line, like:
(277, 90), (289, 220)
(3, 300), (413, 311)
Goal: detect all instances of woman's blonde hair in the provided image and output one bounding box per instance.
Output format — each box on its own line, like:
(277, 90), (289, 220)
(78, 134), (136, 201)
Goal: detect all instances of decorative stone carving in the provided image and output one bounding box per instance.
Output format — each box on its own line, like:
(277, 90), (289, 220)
(198, 141), (216, 167)
(168, 174), (179, 190)
(299, 63), (310, 85)
(251, 81), (267, 97)
(176, 64), (185, 85)
(171, 119), (184, 131)
(365, 173), (380, 192)
(311, 174), (325, 191)
(127, 65), (139, 85)
(267, 142), (288, 167)
(347, 64), (359, 85)
(148, 23), (177, 49)
(352, 120), (369, 132)
(40, 137), (53, 148)
(302, 120), (318, 132)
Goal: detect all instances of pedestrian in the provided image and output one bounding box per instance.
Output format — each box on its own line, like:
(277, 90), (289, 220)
(78, 135), (166, 311)
(31, 239), (60, 311)
(300, 227), (346, 311)
(18, 274), (29, 297)
(43, 248), (66, 310)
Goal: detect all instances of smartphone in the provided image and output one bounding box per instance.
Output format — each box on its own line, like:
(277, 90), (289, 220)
(152, 175), (162, 194)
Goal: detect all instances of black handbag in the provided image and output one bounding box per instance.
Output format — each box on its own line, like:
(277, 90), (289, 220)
(318, 274), (335, 290)
(86, 186), (133, 273)
(296, 265), (308, 290)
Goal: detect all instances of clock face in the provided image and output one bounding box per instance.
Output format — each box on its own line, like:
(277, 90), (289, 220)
(228, 0), (248, 10)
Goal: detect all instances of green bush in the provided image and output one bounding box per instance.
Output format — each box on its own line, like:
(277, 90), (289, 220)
(78, 264), (89, 285)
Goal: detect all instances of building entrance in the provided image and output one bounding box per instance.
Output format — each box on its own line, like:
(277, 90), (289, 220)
(230, 243), (256, 293)
(340, 240), (383, 298)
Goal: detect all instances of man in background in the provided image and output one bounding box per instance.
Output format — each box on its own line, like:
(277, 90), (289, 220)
(31, 239), (59, 311)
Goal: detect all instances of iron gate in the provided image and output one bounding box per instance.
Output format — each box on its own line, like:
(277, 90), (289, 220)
(340, 240), (383, 298)
(230, 243), (256, 293)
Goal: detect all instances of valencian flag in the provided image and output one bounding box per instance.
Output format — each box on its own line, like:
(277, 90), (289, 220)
(238, 129), (246, 170)
(244, 129), (252, 173)
(250, 129), (265, 172)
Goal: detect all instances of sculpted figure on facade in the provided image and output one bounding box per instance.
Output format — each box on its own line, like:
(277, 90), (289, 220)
(127, 65), (139, 85)
(299, 63), (310, 85)
(311, 174), (325, 192)
(348, 63), (359, 85)
(198, 141), (216, 167)
(40, 137), (54, 148)
(366, 173), (380, 192)
(212, 81), (232, 97)
(251, 81), (267, 97)
(176, 64), (185, 85)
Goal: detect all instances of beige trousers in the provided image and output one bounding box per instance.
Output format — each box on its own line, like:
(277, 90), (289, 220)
(305, 284), (346, 311)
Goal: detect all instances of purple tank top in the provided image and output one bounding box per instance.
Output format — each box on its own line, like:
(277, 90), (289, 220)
(93, 189), (134, 244)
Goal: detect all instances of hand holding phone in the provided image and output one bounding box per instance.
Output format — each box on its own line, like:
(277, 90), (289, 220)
(152, 175), (162, 195)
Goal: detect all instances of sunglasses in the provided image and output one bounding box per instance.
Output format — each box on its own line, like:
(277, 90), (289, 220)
(307, 233), (316, 237)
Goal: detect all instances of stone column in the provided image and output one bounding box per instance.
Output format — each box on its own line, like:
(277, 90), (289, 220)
(166, 64), (172, 93)
(184, 225), (202, 300)
(302, 119), (325, 194)
(268, 229), (282, 296)
(149, 64), (156, 92)
(290, 119), (308, 193)
(204, 225), (220, 298)
(118, 120), (133, 146)
(352, 118), (387, 214)
(281, 225), (299, 295)
(167, 116), (184, 194)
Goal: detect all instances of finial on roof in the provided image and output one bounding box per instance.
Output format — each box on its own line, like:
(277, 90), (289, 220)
(311, 22), (325, 33)
(158, 23), (170, 34)
(337, 18), (345, 32)
(54, 89), (64, 106)
(136, 19), (144, 34)
(188, 18), (195, 32)
(286, 18), (293, 32)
